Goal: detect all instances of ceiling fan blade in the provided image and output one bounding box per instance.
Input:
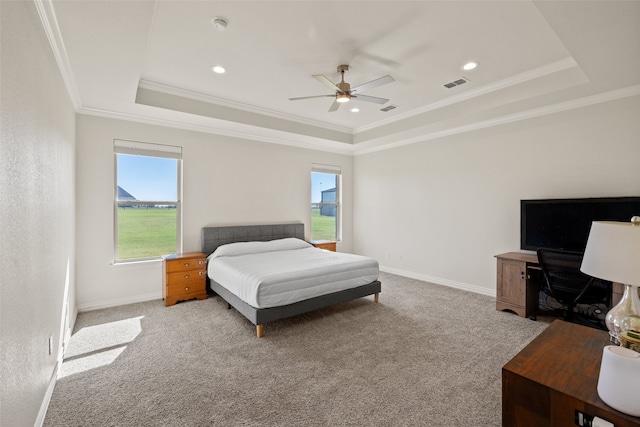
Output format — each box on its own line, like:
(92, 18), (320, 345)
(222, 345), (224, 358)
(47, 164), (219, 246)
(352, 94), (389, 105)
(350, 75), (395, 94)
(328, 100), (341, 112)
(313, 75), (341, 92)
(289, 95), (334, 101)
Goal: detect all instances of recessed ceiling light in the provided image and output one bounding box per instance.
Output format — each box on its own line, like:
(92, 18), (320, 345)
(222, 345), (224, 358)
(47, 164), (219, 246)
(462, 61), (478, 71)
(211, 65), (226, 74)
(350, 108), (360, 113)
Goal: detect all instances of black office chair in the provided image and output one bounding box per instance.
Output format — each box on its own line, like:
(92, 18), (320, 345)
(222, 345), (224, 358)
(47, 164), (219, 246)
(536, 248), (611, 325)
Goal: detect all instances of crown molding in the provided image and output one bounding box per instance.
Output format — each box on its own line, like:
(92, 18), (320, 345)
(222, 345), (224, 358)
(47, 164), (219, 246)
(34, 0), (82, 110)
(78, 106), (357, 156)
(79, 83), (639, 158)
(353, 84), (640, 156)
(137, 80), (353, 135)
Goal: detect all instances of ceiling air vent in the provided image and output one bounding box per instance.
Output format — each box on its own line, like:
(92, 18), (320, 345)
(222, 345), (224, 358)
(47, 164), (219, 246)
(380, 105), (397, 112)
(443, 77), (469, 89)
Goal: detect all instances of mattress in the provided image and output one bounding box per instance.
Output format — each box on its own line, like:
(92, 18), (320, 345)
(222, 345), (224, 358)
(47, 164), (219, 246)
(207, 238), (379, 309)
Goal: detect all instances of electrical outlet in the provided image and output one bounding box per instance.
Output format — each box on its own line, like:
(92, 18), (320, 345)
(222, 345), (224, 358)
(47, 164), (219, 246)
(575, 410), (615, 427)
(576, 409), (591, 426)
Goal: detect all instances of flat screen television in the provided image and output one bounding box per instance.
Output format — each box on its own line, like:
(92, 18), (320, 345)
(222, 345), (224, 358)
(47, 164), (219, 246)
(520, 196), (640, 252)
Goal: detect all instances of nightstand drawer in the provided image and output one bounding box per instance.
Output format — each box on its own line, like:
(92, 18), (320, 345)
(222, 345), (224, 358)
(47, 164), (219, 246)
(166, 269), (206, 285)
(165, 257), (206, 273)
(165, 281), (205, 298)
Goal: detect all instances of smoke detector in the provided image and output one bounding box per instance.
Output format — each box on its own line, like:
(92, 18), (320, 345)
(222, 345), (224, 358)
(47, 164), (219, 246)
(211, 17), (228, 31)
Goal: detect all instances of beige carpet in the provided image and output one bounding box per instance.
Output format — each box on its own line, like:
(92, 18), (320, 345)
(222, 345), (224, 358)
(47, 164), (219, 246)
(44, 272), (548, 426)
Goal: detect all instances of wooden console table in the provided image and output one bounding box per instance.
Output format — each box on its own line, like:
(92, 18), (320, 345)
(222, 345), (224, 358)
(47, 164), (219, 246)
(495, 252), (628, 318)
(503, 320), (640, 426)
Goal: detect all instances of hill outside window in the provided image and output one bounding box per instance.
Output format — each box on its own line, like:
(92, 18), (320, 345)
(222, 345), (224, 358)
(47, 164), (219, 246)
(114, 140), (182, 263)
(311, 164), (341, 242)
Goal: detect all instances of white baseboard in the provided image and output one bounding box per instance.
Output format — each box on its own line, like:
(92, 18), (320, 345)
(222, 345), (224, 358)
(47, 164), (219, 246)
(77, 292), (161, 312)
(379, 265), (497, 298)
(35, 360), (59, 427)
(36, 306), (78, 427)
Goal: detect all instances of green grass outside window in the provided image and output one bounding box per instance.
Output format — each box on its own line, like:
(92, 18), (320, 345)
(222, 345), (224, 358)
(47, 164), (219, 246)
(311, 208), (337, 241)
(117, 208), (177, 260)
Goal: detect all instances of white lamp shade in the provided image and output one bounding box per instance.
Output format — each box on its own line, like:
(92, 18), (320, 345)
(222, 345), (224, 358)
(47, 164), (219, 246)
(581, 221), (640, 286)
(597, 345), (640, 416)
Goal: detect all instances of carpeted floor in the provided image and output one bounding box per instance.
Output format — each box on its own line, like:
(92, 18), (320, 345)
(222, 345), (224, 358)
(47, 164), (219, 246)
(44, 272), (548, 426)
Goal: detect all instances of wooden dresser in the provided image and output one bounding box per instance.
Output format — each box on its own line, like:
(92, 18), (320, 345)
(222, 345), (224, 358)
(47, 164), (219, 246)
(163, 252), (207, 306)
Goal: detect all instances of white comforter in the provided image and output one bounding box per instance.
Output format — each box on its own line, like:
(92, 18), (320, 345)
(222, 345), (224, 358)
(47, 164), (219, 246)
(207, 238), (379, 308)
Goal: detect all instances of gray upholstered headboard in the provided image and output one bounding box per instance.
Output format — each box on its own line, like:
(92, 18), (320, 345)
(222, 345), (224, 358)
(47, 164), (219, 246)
(200, 223), (305, 255)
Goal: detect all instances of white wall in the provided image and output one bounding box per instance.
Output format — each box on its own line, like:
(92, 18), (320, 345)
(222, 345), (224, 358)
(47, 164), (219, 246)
(0, 2), (76, 426)
(353, 95), (640, 295)
(75, 115), (353, 310)
(75, 91), (640, 308)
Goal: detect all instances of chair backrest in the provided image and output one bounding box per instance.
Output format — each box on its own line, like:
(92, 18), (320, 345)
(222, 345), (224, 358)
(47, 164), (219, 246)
(536, 248), (593, 306)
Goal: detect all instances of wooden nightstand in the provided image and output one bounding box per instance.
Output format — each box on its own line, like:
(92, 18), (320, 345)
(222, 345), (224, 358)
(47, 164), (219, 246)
(163, 252), (207, 307)
(503, 321), (640, 426)
(311, 240), (337, 252)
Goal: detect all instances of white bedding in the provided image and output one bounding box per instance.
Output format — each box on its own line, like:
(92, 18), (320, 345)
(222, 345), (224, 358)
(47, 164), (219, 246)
(207, 238), (379, 309)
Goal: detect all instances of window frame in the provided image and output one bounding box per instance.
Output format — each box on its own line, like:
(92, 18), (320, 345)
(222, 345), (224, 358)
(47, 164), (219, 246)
(113, 139), (183, 263)
(311, 164), (342, 242)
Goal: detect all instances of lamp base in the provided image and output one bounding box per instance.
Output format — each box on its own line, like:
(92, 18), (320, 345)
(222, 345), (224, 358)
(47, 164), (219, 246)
(597, 345), (640, 417)
(606, 284), (640, 345)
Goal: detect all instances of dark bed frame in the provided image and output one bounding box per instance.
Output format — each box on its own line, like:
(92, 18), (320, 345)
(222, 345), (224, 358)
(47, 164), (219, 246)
(201, 223), (381, 337)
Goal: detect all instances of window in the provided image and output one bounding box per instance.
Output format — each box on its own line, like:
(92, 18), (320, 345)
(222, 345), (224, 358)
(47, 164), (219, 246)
(311, 164), (341, 241)
(114, 140), (182, 262)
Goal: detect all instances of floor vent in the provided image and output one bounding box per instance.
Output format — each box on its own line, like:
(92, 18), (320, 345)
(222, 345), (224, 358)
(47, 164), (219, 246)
(443, 77), (469, 88)
(380, 105), (397, 112)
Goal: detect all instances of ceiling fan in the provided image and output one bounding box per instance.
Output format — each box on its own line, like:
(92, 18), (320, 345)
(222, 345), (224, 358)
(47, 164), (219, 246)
(289, 65), (394, 112)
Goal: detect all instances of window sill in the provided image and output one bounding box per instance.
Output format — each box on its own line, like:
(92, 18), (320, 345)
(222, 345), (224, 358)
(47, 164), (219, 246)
(111, 258), (163, 268)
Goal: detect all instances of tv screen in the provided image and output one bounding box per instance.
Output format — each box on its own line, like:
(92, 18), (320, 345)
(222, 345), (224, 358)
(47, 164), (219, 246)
(520, 197), (640, 252)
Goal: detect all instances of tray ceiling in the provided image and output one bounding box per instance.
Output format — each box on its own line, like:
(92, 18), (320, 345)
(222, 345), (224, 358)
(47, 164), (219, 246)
(42, 0), (640, 154)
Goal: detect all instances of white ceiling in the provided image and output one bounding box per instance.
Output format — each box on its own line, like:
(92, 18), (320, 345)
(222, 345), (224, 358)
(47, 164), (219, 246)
(42, 0), (640, 154)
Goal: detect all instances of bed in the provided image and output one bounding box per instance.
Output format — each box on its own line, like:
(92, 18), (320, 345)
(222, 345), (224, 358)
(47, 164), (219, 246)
(201, 223), (381, 337)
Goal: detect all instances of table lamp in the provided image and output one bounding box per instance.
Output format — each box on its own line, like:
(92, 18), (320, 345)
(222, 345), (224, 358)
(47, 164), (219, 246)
(581, 218), (640, 344)
(581, 218), (640, 417)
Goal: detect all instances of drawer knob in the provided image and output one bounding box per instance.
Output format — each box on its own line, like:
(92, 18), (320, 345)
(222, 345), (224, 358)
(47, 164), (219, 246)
(199, 271), (205, 276)
(199, 260), (205, 265)
(184, 262), (190, 267)
(184, 286), (190, 291)
(184, 274), (190, 279)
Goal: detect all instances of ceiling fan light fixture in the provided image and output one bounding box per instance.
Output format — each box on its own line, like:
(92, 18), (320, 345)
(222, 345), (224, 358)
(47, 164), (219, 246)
(290, 64), (394, 112)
